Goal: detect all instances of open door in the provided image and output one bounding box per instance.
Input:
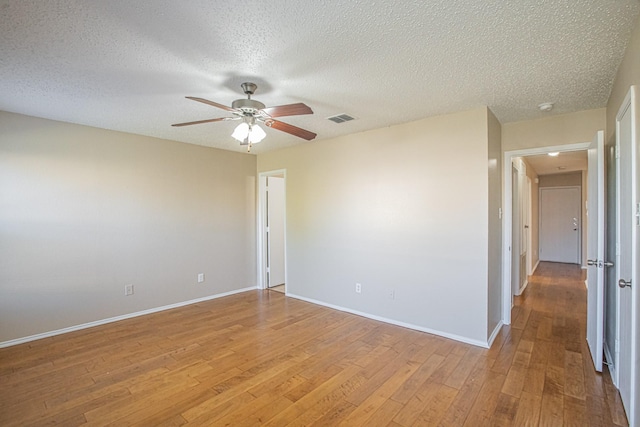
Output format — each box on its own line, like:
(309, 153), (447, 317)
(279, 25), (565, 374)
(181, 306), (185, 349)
(266, 176), (285, 288)
(586, 130), (605, 372)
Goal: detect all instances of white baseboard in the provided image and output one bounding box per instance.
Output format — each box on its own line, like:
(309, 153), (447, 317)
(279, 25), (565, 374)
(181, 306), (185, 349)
(0, 286), (257, 348)
(487, 321), (504, 348)
(516, 280), (529, 296)
(285, 293), (490, 349)
(604, 341), (618, 387)
(532, 260), (540, 274)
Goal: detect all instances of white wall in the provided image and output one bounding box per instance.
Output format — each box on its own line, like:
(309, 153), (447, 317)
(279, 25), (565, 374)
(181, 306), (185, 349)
(258, 108), (494, 345)
(0, 111), (257, 343)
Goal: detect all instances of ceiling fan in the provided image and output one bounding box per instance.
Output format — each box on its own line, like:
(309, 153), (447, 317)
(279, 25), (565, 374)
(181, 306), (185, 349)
(172, 82), (317, 151)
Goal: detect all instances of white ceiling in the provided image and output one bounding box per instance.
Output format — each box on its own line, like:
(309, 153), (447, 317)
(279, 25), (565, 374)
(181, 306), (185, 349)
(523, 151), (588, 176)
(1, 1), (638, 154)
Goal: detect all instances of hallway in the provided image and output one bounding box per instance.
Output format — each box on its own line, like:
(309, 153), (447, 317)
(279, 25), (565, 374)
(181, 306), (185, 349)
(509, 261), (628, 425)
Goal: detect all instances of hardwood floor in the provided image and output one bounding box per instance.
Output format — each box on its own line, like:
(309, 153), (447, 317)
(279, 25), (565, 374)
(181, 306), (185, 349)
(0, 262), (628, 426)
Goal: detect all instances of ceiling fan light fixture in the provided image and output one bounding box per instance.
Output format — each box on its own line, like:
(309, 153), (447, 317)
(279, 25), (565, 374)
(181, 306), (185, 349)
(173, 82), (317, 150)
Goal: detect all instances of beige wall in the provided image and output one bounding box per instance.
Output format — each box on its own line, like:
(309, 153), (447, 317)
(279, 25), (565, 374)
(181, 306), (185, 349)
(538, 171), (582, 187)
(0, 111), (257, 343)
(487, 109), (503, 337)
(502, 108), (606, 152)
(259, 108), (493, 345)
(607, 13), (640, 141)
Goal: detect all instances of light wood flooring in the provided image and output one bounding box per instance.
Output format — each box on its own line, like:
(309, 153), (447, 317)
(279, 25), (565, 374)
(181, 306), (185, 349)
(0, 262), (628, 426)
(269, 284), (286, 294)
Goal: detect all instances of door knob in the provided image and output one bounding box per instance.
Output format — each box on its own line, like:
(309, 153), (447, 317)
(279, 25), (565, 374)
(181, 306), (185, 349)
(587, 259), (596, 266)
(618, 279), (631, 288)
(603, 261), (614, 267)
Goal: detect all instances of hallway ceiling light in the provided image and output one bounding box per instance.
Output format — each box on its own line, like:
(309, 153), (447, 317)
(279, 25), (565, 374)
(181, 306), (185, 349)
(538, 102), (554, 112)
(548, 152), (560, 157)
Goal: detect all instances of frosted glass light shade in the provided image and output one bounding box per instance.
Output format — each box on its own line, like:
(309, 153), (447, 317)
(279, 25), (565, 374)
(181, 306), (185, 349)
(231, 122), (266, 144)
(231, 122), (249, 142)
(248, 124), (266, 144)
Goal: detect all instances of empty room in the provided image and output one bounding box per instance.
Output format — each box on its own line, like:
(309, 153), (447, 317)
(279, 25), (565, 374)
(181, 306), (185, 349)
(1, 1), (639, 426)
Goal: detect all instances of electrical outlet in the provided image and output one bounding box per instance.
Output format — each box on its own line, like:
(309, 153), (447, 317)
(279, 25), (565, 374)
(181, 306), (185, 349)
(197, 273), (205, 283)
(124, 284), (134, 296)
(355, 283), (361, 294)
(388, 288), (395, 300)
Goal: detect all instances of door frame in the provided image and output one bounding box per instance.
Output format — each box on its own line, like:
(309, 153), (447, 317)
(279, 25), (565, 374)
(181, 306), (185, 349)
(502, 142), (590, 324)
(257, 169), (287, 290)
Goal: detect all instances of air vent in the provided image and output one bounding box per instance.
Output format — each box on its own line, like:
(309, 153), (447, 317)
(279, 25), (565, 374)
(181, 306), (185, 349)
(327, 114), (356, 124)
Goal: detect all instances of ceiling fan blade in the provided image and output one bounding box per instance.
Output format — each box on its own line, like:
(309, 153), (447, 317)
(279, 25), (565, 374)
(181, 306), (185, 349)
(260, 103), (313, 118)
(186, 96), (235, 112)
(267, 119), (317, 141)
(171, 117), (233, 127)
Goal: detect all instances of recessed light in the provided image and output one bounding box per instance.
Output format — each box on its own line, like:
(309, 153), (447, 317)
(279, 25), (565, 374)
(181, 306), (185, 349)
(548, 152), (559, 157)
(538, 102), (554, 112)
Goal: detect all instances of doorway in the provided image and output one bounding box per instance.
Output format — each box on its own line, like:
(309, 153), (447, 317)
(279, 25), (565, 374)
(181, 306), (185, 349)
(502, 142), (590, 324)
(258, 170), (287, 291)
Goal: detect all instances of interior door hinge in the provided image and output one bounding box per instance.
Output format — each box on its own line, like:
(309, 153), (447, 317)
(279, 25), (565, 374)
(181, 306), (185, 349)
(615, 145), (620, 159)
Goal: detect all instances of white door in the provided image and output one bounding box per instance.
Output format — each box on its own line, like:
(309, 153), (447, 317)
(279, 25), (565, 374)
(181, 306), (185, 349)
(539, 187), (581, 264)
(266, 176), (285, 288)
(586, 130), (605, 372)
(527, 177), (533, 275)
(511, 167), (520, 298)
(633, 86), (639, 427)
(616, 86), (637, 426)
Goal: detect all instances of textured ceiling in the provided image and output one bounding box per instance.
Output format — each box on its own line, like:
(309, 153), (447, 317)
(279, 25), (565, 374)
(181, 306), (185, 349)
(1, 1), (638, 154)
